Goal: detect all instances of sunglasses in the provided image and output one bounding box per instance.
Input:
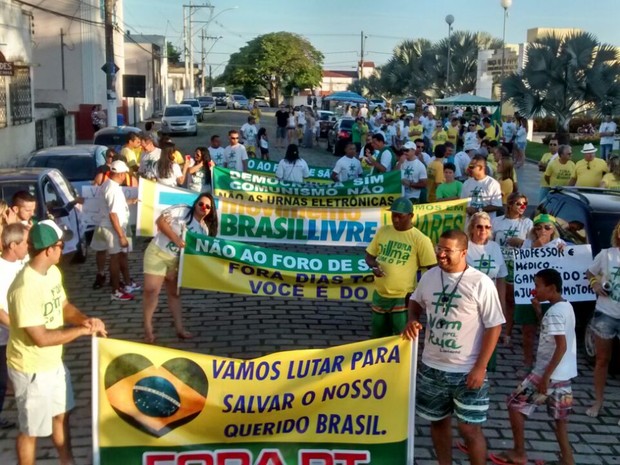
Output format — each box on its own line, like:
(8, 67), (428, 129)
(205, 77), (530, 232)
(230, 137), (239, 140)
(512, 201), (528, 207)
(475, 224), (491, 230)
(534, 225), (553, 231)
(549, 143), (558, 146)
(198, 202), (212, 210)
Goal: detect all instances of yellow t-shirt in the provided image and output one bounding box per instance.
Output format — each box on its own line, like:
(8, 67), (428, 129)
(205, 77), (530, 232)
(173, 150), (185, 165)
(366, 226), (437, 298)
(545, 159), (576, 187)
(601, 173), (620, 189)
(120, 146), (141, 169)
(499, 178), (514, 204)
(539, 152), (555, 187)
(484, 126), (497, 141)
(7, 265), (67, 373)
(431, 129), (448, 148)
(573, 158), (607, 187)
(408, 124), (423, 139)
(426, 159), (445, 202)
(446, 126), (459, 145)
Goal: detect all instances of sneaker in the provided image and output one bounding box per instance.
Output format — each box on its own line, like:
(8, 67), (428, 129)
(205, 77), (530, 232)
(0, 417), (15, 429)
(92, 273), (106, 290)
(124, 281), (142, 293)
(111, 289), (134, 301)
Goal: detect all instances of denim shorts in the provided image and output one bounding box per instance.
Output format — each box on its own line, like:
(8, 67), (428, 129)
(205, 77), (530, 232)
(507, 373), (572, 420)
(416, 364), (490, 424)
(589, 311), (620, 340)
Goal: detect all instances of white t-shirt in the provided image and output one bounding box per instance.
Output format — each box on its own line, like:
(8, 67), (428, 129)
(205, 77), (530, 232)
(156, 163), (183, 187)
(224, 144), (249, 172)
(401, 158), (427, 200)
(259, 137), (269, 150)
(411, 266), (506, 372)
(588, 248), (620, 319)
(461, 176), (503, 219)
(188, 164), (208, 192)
(492, 216), (534, 281)
(420, 151), (432, 166)
(464, 132), (479, 151)
(599, 121), (617, 145)
(454, 151), (471, 178)
(240, 123), (258, 147)
(98, 178), (129, 229)
(275, 159), (310, 183)
(533, 301), (577, 381)
(153, 205), (210, 257)
(516, 127), (527, 144)
(373, 147), (395, 173)
(208, 146), (226, 166)
(466, 241), (508, 280)
(332, 156), (362, 183)
(287, 115), (296, 128)
(139, 147), (162, 179)
(502, 122), (517, 142)
(0, 257), (25, 346)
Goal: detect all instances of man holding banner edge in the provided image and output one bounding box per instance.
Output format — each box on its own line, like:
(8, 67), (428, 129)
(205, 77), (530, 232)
(365, 197), (436, 338)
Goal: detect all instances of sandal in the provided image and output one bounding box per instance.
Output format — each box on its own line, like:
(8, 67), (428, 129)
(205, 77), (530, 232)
(177, 330), (193, 340)
(489, 452), (526, 465)
(456, 441), (469, 455)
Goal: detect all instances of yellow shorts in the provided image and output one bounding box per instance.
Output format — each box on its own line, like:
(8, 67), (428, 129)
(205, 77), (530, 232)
(143, 241), (179, 277)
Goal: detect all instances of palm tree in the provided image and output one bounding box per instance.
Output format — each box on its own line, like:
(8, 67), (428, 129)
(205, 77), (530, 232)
(503, 32), (620, 135)
(380, 39), (435, 98)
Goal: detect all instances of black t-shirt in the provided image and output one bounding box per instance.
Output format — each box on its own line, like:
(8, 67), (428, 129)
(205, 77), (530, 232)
(275, 110), (289, 128)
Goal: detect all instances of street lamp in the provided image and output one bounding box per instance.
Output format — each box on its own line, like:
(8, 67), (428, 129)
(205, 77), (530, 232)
(445, 14), (454, 95)
(499, 0), (512, 115)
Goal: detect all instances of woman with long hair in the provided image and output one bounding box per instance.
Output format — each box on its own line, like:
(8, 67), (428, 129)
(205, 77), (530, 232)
(600, 156), (620, 189)
(492, 192), (534, 345)
(585, 220), (620, 418)
(257, 127), (270, 160)
(143, 192), (218, 343)
(156, 143), (189, 187)
(187, 146), (213, 192)
(497, 156), (516, 206)
(275, 144), (309, 183)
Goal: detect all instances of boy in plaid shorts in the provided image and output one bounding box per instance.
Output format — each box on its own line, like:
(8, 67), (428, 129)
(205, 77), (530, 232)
(490, 269), (577, 465)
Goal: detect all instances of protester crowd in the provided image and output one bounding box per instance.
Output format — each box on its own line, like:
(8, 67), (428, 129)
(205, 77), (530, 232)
(0, 98), (618, 465)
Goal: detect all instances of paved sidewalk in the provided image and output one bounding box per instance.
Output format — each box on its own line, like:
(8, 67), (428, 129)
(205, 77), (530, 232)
(0, 237), (619, 464)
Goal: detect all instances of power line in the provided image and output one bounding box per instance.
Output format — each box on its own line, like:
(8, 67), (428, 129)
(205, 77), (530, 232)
(14, 0), (104, 27)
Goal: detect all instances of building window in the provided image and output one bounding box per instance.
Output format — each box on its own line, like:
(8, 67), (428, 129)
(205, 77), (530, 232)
(10, 66), (33, 125)
(0, 77), (7, 128)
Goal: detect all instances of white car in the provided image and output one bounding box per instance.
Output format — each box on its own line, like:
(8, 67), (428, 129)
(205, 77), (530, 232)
(368, 98), (387, 112)
(397, 98), (417, 112)
(160, 105), (198, 136)
(180, 98), (203, 122)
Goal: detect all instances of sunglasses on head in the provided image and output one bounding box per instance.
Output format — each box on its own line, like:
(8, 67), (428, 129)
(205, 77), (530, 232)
(475, 224), (491, 230)
(198, 202), (212, 210)
(535, 224), (553, 231)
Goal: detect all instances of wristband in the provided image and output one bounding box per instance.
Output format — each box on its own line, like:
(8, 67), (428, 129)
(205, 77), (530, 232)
(589, 277), (598, 285)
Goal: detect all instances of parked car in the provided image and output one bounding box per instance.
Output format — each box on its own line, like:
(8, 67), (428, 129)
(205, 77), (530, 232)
(93, 126), (142, 152)
(26, 145), (106, 193)
(0, 168), (88, 263)
(160, 104), (197, 136)
(368, 98), (387, 112)
(538, 186), (620, 370)
(212, 90), (228, 106)
(227, 94), (249, 110)
(180, 98), (203, 122)
(198, 96), (216, 113)
(396, 98), (417, 112)
(317, 110), (336, 139)
(327, 117), (355, 155)
(253, 96), (269, 108)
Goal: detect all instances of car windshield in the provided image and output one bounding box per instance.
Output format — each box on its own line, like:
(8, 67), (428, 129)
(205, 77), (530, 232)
(234, 96), (246, 101)
(27, 156), (97, 182)
(339, 119), (354, 129)
(181, 100), (199, 107)
(199, 97), (213, 102)
(165, 107), (193, 116)
(319, 113), (334, 121)
(94, 133), (133, 148)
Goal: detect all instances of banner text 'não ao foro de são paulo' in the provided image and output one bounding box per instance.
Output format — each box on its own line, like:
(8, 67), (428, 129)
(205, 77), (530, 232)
(93, 336), (415, 465)
(179, 230), (374, 301)
(247, 158), (332, 183)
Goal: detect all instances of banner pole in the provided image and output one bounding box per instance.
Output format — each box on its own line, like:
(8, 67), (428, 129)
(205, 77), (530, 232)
(177, 226), (187, 297)
(406, 337), (418, 465)
(91, 336), (100, 465)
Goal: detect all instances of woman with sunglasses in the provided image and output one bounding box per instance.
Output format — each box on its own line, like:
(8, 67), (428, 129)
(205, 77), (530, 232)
(492, 193), (534, 346)
(142, 193), (218, 343)
(585, 219), (620, 418)
(187, 147), (214, 193)
(516, 213), (565, 373)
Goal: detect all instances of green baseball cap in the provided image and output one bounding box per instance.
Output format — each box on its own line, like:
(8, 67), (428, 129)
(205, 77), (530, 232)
(533, 213), (556, 225)
(29, 220), (71, 251)
(388, 197), (413, 214)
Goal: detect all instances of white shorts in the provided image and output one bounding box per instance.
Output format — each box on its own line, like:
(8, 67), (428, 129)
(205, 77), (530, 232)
(90, 225), (132, 254)
(9, 364), (75, 437)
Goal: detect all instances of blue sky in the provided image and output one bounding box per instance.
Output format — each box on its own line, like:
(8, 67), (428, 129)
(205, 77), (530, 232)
(124, 0), (620, 75)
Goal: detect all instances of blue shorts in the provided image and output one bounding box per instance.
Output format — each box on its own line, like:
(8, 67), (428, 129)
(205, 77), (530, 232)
(589, 311), (620, 340)
(416, 364), (490, 424)
(276, 126), (286, 138)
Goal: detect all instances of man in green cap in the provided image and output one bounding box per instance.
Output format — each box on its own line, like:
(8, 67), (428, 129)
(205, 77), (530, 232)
(7, 220), (107, 464)
(365, 197), (436, 337)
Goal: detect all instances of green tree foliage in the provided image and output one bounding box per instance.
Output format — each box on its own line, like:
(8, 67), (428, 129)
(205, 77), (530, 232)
(222, 32), (323, 106)
(503, 32), (620, 134)
(166, 42), (181, 64)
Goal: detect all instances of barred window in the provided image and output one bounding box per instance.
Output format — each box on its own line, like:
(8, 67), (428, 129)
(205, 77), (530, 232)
(10, 66), (32, 125)
(0, 77), (6, 128)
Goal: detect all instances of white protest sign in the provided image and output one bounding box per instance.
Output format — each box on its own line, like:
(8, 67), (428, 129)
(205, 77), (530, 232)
(81, 185), (139, 228)
(513, 244), (596, 304)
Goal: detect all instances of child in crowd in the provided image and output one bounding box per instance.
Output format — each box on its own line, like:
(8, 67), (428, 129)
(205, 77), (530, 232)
(490, 268), (576, 465)
(435, 162), (462, 201)
(257, 127), (269, 160)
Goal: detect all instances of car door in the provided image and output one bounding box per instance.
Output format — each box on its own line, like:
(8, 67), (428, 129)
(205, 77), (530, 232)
(41, 170), (81, 255)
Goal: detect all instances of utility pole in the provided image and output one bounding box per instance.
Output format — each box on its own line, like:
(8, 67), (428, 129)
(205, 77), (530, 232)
(188, 0), (194, 97)
(359, 30), (364, 81)
(104, 0), (117, 127)
(201, 29), (205, 95)
(183, 5), (189, 98)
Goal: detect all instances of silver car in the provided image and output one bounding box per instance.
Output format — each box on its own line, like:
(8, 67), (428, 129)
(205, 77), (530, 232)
(160, 105), (198, 136)
(180, 98), (203, 122)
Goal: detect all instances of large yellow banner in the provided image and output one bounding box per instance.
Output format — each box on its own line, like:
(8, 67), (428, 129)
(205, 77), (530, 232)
(94, 337), (415, 464)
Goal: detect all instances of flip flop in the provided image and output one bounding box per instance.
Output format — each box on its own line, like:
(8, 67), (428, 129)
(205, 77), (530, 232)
(489, 452), (525, 465)
(456, 441), (469, 455)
